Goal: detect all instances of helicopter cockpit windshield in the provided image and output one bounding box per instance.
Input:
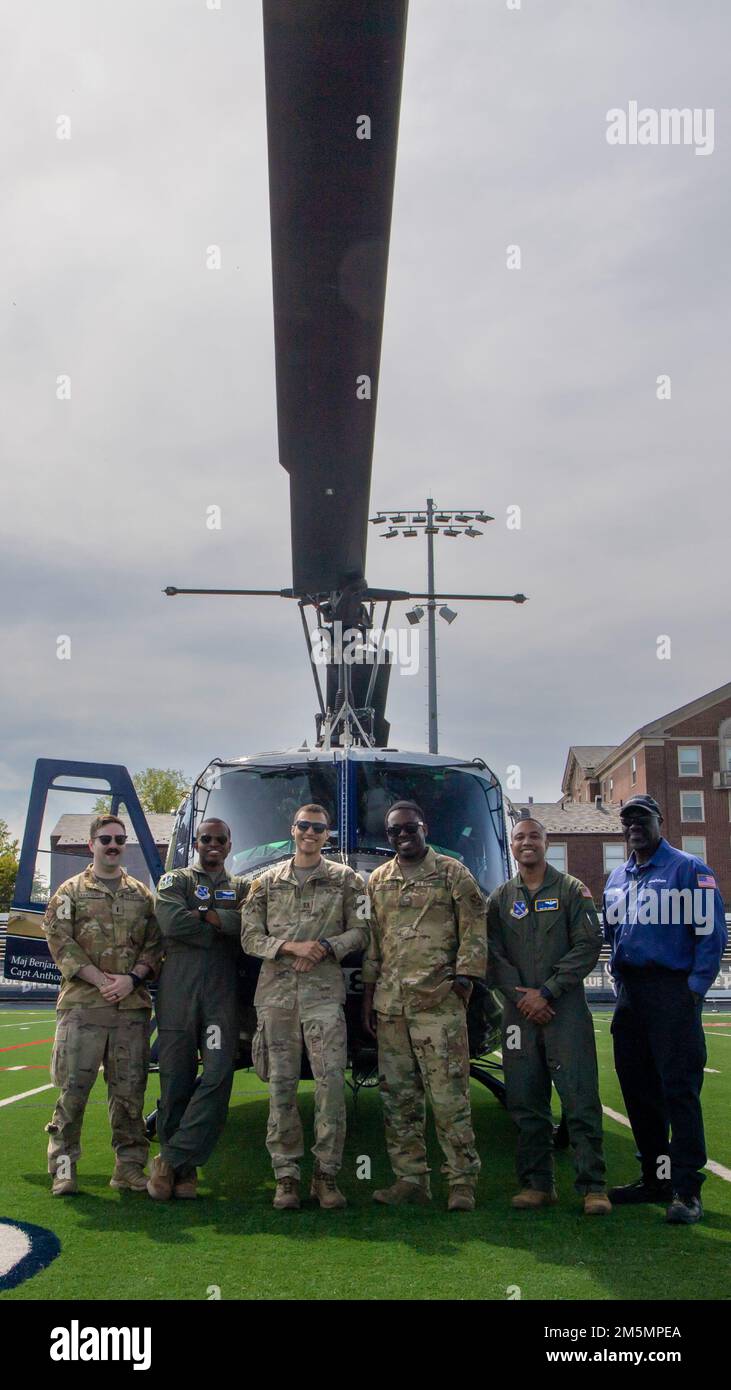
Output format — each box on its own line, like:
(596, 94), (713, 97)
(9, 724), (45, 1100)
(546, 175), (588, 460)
(355, 763), (507, 894)
(200, 764), (339, 877)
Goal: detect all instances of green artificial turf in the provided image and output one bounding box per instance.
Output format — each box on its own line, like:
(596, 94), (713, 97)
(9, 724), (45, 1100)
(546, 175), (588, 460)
(1, 1005), (730, 1301)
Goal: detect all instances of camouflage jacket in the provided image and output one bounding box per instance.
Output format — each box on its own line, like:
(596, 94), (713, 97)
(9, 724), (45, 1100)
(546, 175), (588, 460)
(43, 867), (162, 1011)
(362, 848), (487, 1016)
(241, 856), (368, 1009)
(486, 865), (602, 1003)
(155, 865), (249, 956)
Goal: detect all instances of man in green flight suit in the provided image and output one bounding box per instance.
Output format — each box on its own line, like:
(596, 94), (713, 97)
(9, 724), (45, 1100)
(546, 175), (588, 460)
(362, 800), (487, 1212)
(147, 818), (248, 1200)
(487, 816), (611, 1214)
(241, 803), (367, 1211)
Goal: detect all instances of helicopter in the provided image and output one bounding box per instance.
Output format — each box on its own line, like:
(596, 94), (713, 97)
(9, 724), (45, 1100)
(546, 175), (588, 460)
(7, 0), (531, 1114)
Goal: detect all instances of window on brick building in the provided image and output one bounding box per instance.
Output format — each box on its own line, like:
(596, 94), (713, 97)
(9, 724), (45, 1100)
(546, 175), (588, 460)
(680, 791), (704, 822)
(682, 836), (707, 858)
(631, 755), (637, 785)
(720, 719), (731, 774)
(546, 843), (567, 873)
(603, 842), (625, 873)
(678, 746), (702, 776)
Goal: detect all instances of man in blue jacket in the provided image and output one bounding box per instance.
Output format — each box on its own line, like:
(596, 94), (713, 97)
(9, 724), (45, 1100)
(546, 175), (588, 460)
(603, 795), (727, 1224)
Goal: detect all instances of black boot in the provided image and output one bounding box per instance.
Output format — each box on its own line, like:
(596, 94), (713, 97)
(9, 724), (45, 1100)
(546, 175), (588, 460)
(608, 1178), (672, 1205)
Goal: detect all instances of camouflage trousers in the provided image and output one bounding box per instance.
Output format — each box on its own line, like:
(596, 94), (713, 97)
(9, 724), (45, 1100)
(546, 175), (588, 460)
(46, 1005), (151, 1171)
(257, 1000), (347, 1179)
(377, 994), (481, 1186)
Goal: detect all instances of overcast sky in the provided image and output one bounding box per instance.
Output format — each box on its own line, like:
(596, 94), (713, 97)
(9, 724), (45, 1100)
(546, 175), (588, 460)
(1, 0), (728, 843)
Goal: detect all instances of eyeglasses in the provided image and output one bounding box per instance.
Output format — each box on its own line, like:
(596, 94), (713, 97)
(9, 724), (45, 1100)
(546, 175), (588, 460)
(386, 822), (423, 838)
(294, 820), (329, 834)
(96, 834), (127, 846)
(198, 834), (229, 846)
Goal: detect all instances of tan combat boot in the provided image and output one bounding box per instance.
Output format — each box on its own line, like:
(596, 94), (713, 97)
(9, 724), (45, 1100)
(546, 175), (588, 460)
(146, 1154), (175, 1201)
(583, 1190), (612, 1215)
(173, 1170), (198, 1200)
(51, 1165), (79, 1197)
(373, 1177), (432, 1206)
(110, 1162), (149, 1192)
(273, 1177), (300, 1210)
(310, 1166), (347, 1210)
(511, 1187), (558, 1210)
(447, 1184), (476, 1212)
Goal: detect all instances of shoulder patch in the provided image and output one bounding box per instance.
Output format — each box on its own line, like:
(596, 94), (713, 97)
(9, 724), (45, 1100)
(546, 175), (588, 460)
(697, 872), (716, 889)
(158, 873), (175, 890)
(578, 882), (594, 899)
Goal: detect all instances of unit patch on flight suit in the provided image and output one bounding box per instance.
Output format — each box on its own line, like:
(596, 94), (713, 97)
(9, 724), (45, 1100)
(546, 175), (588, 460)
(194, 885), (211, 901)
(510, 900), (528, 919)
(158, 873), (174, 890)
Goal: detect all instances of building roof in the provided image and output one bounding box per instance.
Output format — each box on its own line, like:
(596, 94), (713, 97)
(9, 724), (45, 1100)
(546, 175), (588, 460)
(560, 745), (616, 795)
(509, 800), (624, 834)
(594, 680), (731, 776)
(51, 814), (175, 847)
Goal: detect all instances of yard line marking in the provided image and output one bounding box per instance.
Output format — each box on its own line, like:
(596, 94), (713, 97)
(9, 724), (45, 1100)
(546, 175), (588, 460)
(602, 1106), (731, 1184)
(704, 1068), (721, 1074)
(0, 1022), (54, 1030)
(0, 1083), (54, 1108)
(0, 1039), (53, 1053)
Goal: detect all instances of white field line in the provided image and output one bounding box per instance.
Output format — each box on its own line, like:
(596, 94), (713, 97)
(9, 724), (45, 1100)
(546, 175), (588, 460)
(0, 1021), (54, 1029)
(705, 1068), (721, 1074)
(602, 1106), (731, 1184)
(0, 1083), (54, 1107)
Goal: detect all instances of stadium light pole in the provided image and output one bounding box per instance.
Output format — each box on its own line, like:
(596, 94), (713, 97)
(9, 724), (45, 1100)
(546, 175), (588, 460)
(370, 498), (496, 754)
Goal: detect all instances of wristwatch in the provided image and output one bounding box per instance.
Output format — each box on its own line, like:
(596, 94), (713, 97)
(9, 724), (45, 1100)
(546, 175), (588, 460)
(127, 973), (144, 989)
(320, 939), (334, 958)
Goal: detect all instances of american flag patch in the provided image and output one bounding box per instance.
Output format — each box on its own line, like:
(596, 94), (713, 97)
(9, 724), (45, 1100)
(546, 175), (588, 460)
(579, 883), (593, 898)
(697, 874), (716, 889)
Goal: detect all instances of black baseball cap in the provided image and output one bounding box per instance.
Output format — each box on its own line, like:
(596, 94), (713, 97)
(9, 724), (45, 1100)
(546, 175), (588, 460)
(620, 795), (663, 820)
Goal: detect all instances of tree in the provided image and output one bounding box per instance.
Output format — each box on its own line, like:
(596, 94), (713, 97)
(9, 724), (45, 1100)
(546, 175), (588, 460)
(93, 768), (190, 817)
(0, 819), (20, 910)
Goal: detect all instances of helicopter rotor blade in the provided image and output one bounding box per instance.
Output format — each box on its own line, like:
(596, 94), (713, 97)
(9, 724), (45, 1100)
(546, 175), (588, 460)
(263, 0), (409, 596)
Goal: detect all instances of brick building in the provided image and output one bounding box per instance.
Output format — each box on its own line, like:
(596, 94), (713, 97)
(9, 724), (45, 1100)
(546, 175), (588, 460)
(510, 683), (731, 906)
(591, 682), (731, 904)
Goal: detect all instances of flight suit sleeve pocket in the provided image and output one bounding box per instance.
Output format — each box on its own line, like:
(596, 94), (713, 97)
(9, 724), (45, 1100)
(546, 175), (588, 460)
(252, 1019), (270, 1082)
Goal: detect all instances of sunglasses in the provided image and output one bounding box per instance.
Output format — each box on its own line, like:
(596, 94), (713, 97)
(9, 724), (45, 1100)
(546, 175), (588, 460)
(96, 834), (127, 846)
(294, 820), (329, 834)
(387, 821), (423, 838)
(198, 834), (229, 846)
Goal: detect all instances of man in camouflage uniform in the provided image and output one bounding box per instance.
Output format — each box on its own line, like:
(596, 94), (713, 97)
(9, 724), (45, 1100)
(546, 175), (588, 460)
(487, 816), (610, 1214)
(147, 817), (248, 1200)
(241, 803), (367, 1210)
(362, 800), (487, 1212)
(43, 814), (162, 1196)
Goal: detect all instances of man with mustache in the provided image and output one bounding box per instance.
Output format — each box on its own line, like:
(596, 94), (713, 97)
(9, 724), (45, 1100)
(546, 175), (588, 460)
(242, 804), (367, 1210)
(148, 817), (249, 1200)
(43, 814), (162, 1196)
(362, 801), (487, 1212)
(604, 795), (726, 1224)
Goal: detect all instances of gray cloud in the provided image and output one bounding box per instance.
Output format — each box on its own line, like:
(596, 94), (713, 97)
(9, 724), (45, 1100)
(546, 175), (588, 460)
(1, 0), (728, 841)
